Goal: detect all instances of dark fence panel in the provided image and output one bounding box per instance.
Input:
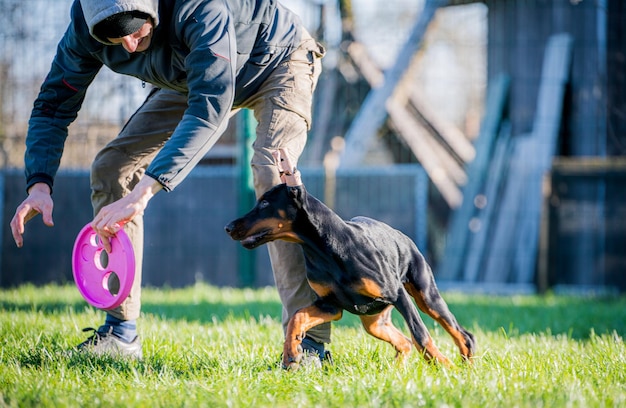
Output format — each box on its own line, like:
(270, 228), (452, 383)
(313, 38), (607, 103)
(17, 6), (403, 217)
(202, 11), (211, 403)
(542, 159), (626, 293)
(1, 165), (427, 288)
(1, 170), (93, 286)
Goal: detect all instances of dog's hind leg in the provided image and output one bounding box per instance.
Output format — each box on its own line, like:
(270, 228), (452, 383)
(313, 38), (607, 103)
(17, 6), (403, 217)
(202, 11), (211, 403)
(283, 303), (342, 370)
(404, 276), (475, 362)
(359, 305), (412, 360)
(394, 288), (452, 366)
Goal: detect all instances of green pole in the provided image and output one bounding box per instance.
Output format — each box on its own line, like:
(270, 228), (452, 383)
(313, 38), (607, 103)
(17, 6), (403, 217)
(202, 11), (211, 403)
(237, 109), (257, 287)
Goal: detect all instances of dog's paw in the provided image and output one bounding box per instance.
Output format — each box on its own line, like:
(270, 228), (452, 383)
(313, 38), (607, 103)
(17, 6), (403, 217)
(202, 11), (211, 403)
(394, 349), (411, 364)
(456, 329), (476, 363)
(281, 354), (302, 371)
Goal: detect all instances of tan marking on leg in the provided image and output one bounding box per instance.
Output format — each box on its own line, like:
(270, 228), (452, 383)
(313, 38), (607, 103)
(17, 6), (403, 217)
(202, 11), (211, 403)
(283, 305), (342, 370)
(416, 337), (452, 367)
(405, 283), (473, 360)
(359, 306), (412, 359)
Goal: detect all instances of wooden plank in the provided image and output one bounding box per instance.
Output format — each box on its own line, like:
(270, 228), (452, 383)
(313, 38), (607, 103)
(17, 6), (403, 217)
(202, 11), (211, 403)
(551, 157), (626, 177)
(513, 33), (573, 284)
(463, 123), (512, 282)
(308, 65), (341, 165)
(438, 74), (510, 280)
(346, 39), (466, 206)
(346, 42), (384, 86)
(387, 98), (463, 207)
(480, 34), (573, 284)
(410, 92), (476, 164)
(338, 0), (448, 168)
(536, 168), (552, 294)
(481, 135), (533, 283)
(346, 40), (474, 167)
(389, 39), (475, 166)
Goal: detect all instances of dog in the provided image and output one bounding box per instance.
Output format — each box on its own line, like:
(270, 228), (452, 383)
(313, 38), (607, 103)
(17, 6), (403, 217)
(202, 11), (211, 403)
(225, 149), (475, 370)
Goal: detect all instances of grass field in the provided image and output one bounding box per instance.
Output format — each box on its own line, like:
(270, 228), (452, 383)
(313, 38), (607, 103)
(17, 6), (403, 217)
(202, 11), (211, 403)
(1, 283), (625, 407)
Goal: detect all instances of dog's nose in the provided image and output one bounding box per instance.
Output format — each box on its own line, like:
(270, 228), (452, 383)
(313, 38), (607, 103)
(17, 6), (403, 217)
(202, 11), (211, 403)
(224, 223), (233, 234)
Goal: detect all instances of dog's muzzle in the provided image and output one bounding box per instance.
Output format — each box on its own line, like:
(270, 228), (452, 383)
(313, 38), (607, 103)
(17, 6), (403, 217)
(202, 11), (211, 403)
(224, 222), (271, 249)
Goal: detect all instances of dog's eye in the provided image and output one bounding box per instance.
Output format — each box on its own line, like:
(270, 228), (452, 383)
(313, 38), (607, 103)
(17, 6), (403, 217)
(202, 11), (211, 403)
(259, 200), (269, 209)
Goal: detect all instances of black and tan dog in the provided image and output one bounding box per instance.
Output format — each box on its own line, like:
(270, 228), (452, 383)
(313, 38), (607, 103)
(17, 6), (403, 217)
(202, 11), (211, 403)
(225, 150), (475, 370)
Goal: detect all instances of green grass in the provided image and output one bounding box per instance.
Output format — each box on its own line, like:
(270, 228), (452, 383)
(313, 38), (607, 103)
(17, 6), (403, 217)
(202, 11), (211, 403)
(1, 283), (625, 407)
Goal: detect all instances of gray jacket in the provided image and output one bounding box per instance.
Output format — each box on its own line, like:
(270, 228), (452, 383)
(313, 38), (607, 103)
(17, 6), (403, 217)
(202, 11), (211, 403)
(26, 0), (303, 192)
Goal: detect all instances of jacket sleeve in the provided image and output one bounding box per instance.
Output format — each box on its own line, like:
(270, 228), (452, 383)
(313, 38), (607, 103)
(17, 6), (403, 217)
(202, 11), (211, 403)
(144, 2), (237, 191)
(25, 2), (103, 192)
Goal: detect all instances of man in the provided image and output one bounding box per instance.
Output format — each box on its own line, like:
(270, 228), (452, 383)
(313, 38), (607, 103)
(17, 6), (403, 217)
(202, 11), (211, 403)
(9, 0), (331, 363)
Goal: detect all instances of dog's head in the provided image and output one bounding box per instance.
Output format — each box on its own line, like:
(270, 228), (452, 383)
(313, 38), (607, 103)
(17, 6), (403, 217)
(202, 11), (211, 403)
(225, 183), (305, 249)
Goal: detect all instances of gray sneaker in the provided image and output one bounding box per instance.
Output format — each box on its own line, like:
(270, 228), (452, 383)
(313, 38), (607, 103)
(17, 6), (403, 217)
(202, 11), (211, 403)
(299, 337), (333, 368)
(76, 327), (143, 360)
(276, 337), (333, 370)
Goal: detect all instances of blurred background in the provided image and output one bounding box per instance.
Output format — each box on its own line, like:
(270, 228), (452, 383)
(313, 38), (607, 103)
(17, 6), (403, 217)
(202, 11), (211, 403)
(0, 0), (624, 294)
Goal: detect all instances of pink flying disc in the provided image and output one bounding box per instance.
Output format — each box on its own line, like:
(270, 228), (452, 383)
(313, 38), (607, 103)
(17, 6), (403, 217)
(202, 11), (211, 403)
(72, 223), (135, 310)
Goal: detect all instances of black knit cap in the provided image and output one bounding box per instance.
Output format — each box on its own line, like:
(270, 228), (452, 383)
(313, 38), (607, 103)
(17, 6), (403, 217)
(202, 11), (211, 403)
(94, 11), (150, 40)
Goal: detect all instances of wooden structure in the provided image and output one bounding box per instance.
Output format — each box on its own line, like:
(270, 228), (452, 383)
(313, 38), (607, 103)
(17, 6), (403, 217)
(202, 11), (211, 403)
(310, 0), (626, 292)
(306, 0), (478, 209)
(444, 0), (626, 291)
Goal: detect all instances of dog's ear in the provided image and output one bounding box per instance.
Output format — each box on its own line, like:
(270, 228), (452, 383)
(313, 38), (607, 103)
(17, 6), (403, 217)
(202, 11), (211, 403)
(287, 185), (305, 208)
(287, 185), (301, 199)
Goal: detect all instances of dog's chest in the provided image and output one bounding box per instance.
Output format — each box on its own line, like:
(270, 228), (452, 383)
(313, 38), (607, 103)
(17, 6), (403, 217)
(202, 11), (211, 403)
(304, 257), (395, 315)
(347, 298), (393, 315)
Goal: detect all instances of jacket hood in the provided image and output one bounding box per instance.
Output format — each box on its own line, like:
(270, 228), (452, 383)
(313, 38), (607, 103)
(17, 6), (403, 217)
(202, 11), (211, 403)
(80, 0), (159, 44)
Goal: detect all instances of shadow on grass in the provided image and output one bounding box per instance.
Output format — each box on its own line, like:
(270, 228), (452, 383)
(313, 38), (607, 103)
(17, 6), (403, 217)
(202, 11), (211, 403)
(137, 293), (626, 340)
(442, 294), (626, 339)
(141, 297), (284, 324)
(2, 288), (625, 340)
(14, 340), (273, 376)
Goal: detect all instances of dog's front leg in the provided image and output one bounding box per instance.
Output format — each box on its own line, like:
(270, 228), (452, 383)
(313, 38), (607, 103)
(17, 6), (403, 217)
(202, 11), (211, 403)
(283, 304), (342, 370)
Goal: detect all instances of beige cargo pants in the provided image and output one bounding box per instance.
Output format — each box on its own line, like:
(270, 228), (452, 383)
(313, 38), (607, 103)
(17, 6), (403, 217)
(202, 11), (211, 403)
(90, 30), (331, 344)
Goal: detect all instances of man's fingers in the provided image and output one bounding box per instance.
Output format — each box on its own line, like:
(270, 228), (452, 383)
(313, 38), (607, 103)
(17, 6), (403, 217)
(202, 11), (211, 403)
(37, 200), (54, 227)
(41, 212), (54, 227)
(10, 204), (34, 247)
(10, 218), (24, 248)
(17, 200), (54, 226)
(92, 220), (113, 253)
(12, 206), (28, 232)
(98, 233), (113, 253)
(92, 217), (123, 253)
(10, 187), (55, 248)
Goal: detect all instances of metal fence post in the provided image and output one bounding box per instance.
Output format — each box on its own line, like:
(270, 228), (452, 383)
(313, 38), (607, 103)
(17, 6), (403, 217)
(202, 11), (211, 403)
(237, 109), (257, 286)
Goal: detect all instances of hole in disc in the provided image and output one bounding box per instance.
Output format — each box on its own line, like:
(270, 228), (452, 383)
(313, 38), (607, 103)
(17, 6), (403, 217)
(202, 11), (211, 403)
(102, 271), (120, 296)
(99, 250), (109, 269)
(94, 249), (108, 270)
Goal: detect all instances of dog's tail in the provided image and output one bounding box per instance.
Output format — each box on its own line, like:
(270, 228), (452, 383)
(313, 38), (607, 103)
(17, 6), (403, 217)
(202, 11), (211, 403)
(273, 149), (302, 187)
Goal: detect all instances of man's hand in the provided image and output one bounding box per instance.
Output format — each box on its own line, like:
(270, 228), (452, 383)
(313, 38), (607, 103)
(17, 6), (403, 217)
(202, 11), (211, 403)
(10, 183), (54, 248)
(92, 176), (162, 252)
